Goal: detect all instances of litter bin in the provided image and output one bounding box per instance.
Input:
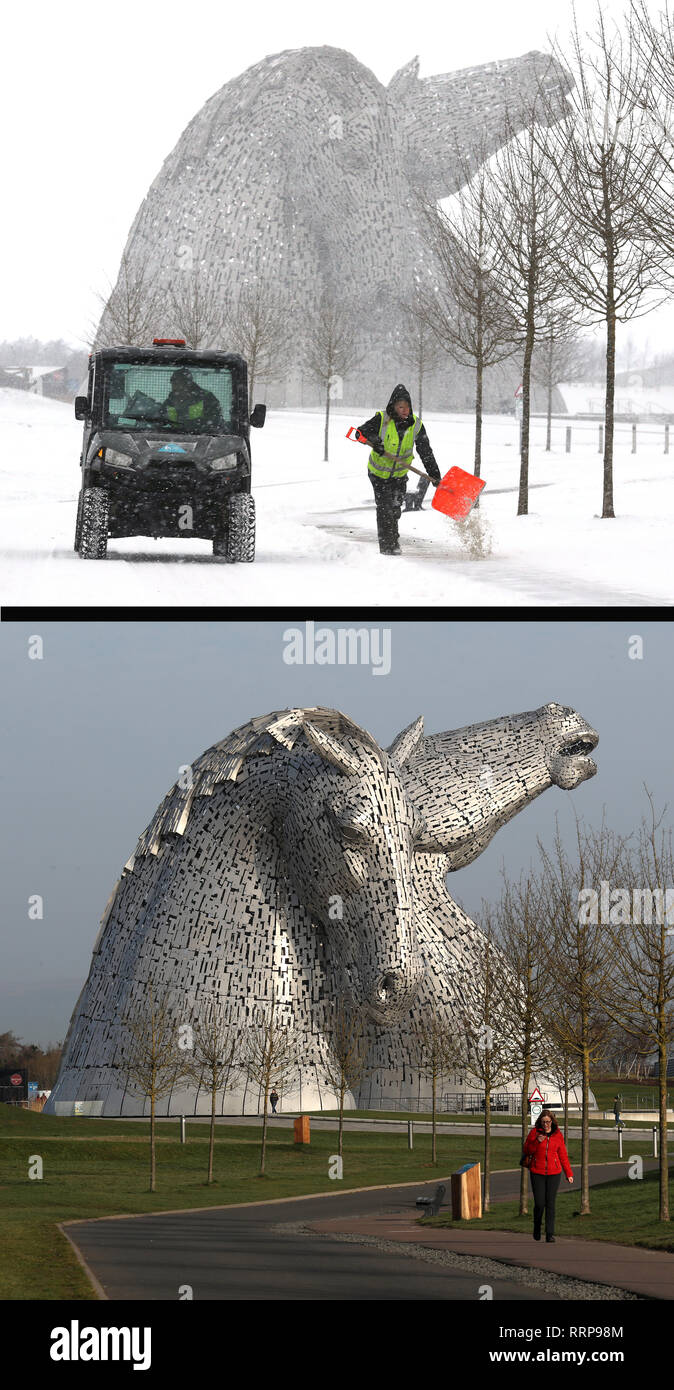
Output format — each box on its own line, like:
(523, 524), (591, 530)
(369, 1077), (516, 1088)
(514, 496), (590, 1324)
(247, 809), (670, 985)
(451, 1161), (482, 1219)
(294, 1115), (310, 1145)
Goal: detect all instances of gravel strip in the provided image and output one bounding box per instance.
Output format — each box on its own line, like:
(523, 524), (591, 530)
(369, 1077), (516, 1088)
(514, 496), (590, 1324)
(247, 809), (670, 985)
(269, 1221), (641, 1300)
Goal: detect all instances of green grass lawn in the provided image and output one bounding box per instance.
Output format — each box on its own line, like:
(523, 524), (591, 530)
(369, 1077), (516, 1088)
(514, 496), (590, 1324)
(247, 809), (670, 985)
(425, 1167), (674, 1253)
(590, 1080), (671, 1113)
(0, 1104), (670, 1299)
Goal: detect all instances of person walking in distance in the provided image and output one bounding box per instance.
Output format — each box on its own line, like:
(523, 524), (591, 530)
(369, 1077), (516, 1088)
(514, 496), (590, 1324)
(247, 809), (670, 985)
(613, 1095), (624, 1130)
(356, 384), (441, 554)
(269, 1087), (279, 1115)
(521, 1108), (573, 1242)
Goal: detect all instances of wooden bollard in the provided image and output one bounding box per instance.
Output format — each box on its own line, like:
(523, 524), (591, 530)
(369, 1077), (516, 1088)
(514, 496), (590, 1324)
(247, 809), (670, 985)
(665, 424), (669, 455)
(598, 424), (603, 454)
(565, 427), (571, 453)
(294, 1114), (310, 1145)
(451, 1161), (482, 1219)
(632, 423), (637, 454)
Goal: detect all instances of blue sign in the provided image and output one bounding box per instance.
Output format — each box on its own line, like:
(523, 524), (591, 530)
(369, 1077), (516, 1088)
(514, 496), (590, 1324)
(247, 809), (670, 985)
(28, 1081), (38, 1094)
(158, 444), (187, 454)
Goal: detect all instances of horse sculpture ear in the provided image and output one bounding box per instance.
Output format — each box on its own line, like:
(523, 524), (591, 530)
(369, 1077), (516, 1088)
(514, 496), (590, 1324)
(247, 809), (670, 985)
(302, 720), (362, 776)
(387, 715), (424, 766)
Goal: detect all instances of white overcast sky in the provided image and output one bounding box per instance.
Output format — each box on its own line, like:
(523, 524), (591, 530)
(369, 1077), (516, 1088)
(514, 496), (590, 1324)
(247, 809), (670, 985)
(2, 0), (671, 352)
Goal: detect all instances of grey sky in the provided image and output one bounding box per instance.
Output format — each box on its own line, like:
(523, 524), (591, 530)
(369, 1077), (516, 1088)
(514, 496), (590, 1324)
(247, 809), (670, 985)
(1, 620), (671, 1048)
(2, 0), (671, 354)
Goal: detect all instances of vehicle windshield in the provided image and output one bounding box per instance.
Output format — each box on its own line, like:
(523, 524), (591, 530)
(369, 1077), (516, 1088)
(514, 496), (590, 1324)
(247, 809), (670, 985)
(102, 362), (235, 434)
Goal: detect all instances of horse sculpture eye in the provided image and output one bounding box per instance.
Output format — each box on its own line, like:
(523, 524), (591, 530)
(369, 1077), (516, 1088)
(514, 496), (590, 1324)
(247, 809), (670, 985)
(341, 825), (368, 846)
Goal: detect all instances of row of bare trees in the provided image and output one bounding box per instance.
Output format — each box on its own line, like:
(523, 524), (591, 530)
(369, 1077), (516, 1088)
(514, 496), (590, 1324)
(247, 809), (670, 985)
(468, 792), (674, 1224)
(121, 993), (375, 1190)
(95, 262), (366, 458)
(415, 1), (674, 518)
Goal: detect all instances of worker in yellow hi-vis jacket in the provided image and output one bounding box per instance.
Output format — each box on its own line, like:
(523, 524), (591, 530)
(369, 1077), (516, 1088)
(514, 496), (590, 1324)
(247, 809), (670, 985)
(356, 383), (441, 554)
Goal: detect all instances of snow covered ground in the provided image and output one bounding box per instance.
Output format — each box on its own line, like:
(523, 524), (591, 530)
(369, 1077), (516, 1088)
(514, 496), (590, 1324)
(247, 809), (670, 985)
(1, 388), (671, 607)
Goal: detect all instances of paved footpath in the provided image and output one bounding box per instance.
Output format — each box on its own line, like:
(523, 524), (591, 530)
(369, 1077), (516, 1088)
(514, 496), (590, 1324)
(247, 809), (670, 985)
(308, 1212), (674, 1302)
(63, 1162), (673, 1302)
(114, 1113), (663, 1141)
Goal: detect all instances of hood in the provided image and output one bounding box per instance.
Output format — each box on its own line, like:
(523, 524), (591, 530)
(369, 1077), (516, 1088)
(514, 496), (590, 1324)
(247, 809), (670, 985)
(386, 383), (412, 417)
(88, 429), (248, 476)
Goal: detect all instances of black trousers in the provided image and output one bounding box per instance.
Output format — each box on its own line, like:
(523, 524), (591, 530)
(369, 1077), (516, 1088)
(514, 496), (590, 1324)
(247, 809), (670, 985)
(369, 473), (407, 552)
(530, 1171), (562, 1236)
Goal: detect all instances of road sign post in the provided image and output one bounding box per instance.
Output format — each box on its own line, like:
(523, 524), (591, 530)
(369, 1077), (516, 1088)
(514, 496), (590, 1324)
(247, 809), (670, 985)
(528, 1086), (545, 1127)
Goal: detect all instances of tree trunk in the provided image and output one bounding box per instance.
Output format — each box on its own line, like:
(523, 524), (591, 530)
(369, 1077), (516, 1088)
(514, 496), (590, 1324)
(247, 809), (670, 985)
(324, 381), (330, 463)
(474, 362), (483, 481)
(658, 967), (670, 1221)
(602, 173), (616, 519)
(546, 335), (553, 452)
(208, 1082), (216, 1184)
(580, 1041), (591, 1215)
(484, 1078), (491, 1213)
(248, 342), (257, 416)
(338, 1079), (345, 1159)
(432, 1069), (437, 1165)
(474, 259), (483, 489)
(563, 1062), (569, 1147)
(260, 1081), (269, 1175)
(518, 269), (536, 516)
(150, 1090), (156, 1193)
(520, 1058), (531, 1216)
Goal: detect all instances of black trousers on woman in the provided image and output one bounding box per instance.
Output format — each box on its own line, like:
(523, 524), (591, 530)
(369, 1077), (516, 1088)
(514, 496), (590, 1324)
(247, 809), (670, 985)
(369, 474), (407, 553)
(530, 1172), (562, 1237)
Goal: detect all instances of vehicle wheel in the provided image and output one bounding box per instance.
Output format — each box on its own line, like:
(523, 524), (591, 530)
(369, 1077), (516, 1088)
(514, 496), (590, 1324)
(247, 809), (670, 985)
(74, 488), (84, 550)
(224, 493), (255, 562)
(78, 487), (109, 559)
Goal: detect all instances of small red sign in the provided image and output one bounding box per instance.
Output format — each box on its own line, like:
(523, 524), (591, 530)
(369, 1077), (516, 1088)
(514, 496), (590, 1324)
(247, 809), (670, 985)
(528, 1086), (545, 1103)
(10, 1073), (22, 1086)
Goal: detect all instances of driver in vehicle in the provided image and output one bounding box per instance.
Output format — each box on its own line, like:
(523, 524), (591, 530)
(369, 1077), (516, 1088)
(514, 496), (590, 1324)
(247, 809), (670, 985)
(164, 367), (224, 431)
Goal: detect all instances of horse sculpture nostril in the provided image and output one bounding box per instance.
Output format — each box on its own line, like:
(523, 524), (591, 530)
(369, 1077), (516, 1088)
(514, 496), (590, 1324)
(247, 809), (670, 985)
(378, 972), (398, 1002)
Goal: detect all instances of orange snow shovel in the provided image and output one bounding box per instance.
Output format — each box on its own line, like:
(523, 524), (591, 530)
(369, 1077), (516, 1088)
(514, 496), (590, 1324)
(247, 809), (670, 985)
(346, 427), (485, 519)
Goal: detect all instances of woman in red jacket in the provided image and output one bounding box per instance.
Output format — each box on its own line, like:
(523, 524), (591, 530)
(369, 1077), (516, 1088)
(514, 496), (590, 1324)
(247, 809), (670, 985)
(522, 1109), (574, 1242)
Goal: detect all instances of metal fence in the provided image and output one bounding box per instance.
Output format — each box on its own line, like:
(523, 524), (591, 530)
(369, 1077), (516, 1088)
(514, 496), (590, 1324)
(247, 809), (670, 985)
(353, 1093), (521, 1115)
(612, 1092), (672, 1111)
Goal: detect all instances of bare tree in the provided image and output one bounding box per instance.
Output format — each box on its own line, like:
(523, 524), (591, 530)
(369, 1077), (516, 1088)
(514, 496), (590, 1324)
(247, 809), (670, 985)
(487, 100), (577, 513)
(393, 293), (447, 415)
(242, 1005), (297, 1176)
(168, 267), (223, 350)
(410, 1005), (463, 1167)
(538, 813), (630, 1216)
(601, 792), (674, 1221)
(93, 252), (162, 349)
(628, 0), (674, 268)
(317, 1000), (371, 1157)
(460, 921), (524, 1211)
(224, 282), (291, 410)
(120, 986), (188, 1192)
(416, 163), (519, 481)
(488, 869), (560, 1215)
(532, 323), (593, 449)
(539, 7), (667, 518)
(540, 1041), (580, 1146)
(303, 293), (363, 461)
(183, 1011), (242, 1185)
